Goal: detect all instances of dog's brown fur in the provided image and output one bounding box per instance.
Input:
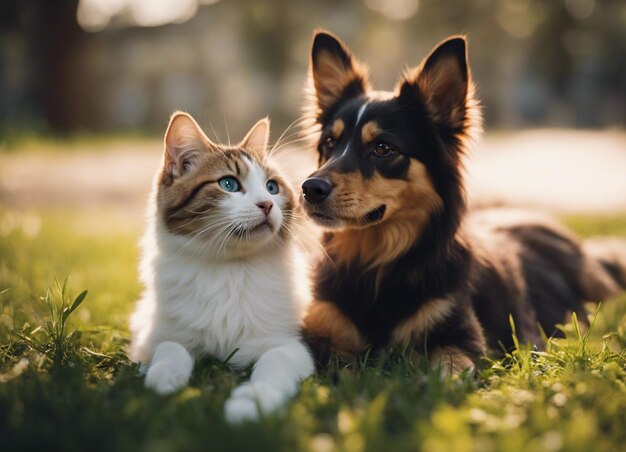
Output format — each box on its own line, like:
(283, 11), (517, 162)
(299, 31), (626, 373)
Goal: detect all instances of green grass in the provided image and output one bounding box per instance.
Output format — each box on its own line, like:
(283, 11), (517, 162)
(1, 207), (625, 451)
(562, 213), (626, 238)
(0, 132), (159, 154)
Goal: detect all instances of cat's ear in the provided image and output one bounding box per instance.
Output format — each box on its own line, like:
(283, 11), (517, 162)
(240, 117), (270, 158)
(397, 36), (470, 128)
(309, 30), (369, 116)
(163, 111), (214, 179)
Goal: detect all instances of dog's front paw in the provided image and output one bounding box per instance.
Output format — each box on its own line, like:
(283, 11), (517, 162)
(144, 361), (190, 395)
(429, 346), (475, 379)
(224, 382), (286, 423)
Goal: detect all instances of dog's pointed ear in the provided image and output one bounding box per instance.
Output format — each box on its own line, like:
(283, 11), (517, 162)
(240, 117), (270, 158)
(309, 30), (369, 116)
(163, 111), (215, 180)
(398, 37), (470, 128)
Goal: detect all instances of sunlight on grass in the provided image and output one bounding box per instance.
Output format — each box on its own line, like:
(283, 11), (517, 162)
(0, 133), (158, 154)
(562, 213), (626, 238)
(1, 206), (625, 450)
(0, 208), (140, 334)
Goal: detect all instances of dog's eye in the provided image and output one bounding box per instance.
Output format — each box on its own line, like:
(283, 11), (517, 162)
(373, 143), (395, 157)
(324, 137), (335, 151)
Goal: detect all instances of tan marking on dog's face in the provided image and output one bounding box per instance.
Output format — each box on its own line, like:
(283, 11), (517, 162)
(391, 298), (455, 345)
(303, 301), (367, 356)
(428, 346), (475, 377)
(319, 160), (443, 266)
(331, 118), (345, 140)
(361, 121), (380, 144)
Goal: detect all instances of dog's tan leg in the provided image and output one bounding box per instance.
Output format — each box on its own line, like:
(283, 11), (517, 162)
(303, 300), (367, 358)
(429, 346), (475, 377)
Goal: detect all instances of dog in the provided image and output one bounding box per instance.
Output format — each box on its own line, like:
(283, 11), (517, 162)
(299, 30), (626, 374)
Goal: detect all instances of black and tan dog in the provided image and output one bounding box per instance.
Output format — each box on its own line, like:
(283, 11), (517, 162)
(299, 30), (626, 374)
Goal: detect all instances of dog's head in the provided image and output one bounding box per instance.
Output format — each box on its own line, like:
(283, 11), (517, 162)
(301, 31), (480, 257)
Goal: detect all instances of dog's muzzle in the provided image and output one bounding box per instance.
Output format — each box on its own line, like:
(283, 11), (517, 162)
(302, 177), (333, 204)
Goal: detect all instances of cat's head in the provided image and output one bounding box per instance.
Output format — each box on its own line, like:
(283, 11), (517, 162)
(156, 111), (295, 259)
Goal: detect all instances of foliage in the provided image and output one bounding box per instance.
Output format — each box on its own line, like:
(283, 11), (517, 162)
(13, 279), (87, 367)
(1, 208), (625, 451)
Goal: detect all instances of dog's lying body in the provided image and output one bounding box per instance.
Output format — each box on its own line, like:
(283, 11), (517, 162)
(299, 31), (626, 373)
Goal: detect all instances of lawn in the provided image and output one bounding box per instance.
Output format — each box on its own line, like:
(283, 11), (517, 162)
(1, 206), (625, 451)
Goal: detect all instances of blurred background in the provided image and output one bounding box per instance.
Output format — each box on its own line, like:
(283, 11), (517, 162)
(0, 0), (625, 218)
(1, 0), (625, 137)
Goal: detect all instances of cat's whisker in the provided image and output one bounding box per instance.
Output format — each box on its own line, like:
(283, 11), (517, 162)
(284, 225), (330, 262)
(223, 111), (231, 147)
(269, 114), (308, 148)
(215, 221), (240, 258)
(174, 228), (227, 258)
(191, 224), (231, 251)
(194, 217), (235, 240)
(280, 224), (334, 269)
(268, 115), (310, 158)
(269, 129), (304, 154)
(171, 214), (230, 233)
(280, 216), (335, 268)
(206, 223), (233, 245)
(199, 224), (234, 256)
(208, 122), (222, 145)
(269, 131), (310, 156)
(267, 136), (313, 161)
(196, 222), (235, 257)
(282, 215), (325, 246)
(173, 220), (221, 245)
(173, 218), (234, 257)
(184, 207), (220, 215)
(170, 215), (232, 240)
(222, 227), (240, 256)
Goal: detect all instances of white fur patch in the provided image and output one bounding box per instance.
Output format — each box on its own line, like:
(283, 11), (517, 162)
(130, 156), (314, 421)
(355, 102), (368, 126)
(144, 341), (194, 395)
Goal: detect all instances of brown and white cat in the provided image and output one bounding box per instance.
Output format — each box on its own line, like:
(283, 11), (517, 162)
(130, 112), (314, 422)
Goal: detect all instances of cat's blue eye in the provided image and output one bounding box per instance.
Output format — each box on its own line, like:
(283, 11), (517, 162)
(266, 180), (279, 195)
(219, 177), (240, 192)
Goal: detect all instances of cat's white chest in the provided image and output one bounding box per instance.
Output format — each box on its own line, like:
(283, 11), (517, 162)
(150, 249), (302, 367)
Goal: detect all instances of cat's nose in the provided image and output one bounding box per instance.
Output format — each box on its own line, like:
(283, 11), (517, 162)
(302, 178), (333, 204)
(257, 201), (273, 216)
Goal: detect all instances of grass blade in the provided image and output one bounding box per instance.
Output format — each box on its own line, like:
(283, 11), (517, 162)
(222, 348), (240, 366)
(61, 290), (88, 325)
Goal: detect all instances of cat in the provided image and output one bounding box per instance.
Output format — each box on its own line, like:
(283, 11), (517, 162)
(129, 111), (314, 423)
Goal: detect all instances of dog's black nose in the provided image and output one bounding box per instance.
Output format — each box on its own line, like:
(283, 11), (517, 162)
(302, 177), (333, 204)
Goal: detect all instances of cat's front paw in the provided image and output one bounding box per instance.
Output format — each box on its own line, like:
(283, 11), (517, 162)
(224, 382), (287, 423)
(145, 361), (190, 395)
(224, 396), (260, 423)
